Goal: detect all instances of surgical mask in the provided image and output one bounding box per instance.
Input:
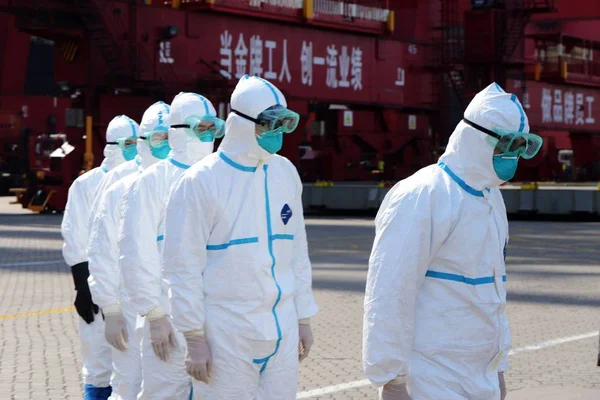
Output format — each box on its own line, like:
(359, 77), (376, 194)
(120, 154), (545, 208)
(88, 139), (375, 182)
(141, 128), (171, 160)
(122, 146), (138, 161)
(107, 136), (138, 161)
(256, 132), (283, 154)
(151, 145), (170, 159)
(493, 151), (519, 181)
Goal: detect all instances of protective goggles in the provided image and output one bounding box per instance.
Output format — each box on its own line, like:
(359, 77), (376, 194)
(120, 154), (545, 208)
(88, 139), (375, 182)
(463, 118), (543, 160)
(171, 115), (225, 142)
(232, 106), (300, 136)
(107, 136), (138, 150)
(140, 126), (169, 148)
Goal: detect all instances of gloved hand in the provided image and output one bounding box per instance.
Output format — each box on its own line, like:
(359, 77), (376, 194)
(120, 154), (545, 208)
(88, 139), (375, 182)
(499, 372), (506, 400)
(147, 306), (177, 362)
(103, 304), (128, 351)
(184, 330), (212, 383)
(379, 377), (411, 400)
(71, 262), (99, 324)
(298, 319), (314, 362)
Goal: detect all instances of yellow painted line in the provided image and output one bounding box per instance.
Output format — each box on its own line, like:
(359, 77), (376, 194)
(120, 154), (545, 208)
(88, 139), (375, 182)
(0, 306), (75, 320)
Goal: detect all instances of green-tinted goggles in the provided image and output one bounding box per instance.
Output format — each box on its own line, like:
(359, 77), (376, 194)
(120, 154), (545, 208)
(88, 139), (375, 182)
(463, 118), (543, 160)
(140, 127), (169, 148)
(232, 107), (300, 135)
(107, 136), (138, 150)
(171, 115), (225, 142)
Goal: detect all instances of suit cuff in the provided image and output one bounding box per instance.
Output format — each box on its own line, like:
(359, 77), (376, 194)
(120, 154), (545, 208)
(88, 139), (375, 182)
(102, 303), (121, 316)
(146, 305), (167, 321)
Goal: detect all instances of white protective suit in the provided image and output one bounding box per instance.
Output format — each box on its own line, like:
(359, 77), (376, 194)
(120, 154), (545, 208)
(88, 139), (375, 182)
(88, 103), (169, 400)
(162, 76), (319, 399)
(119, 93), (216, 400)
(61, 115), (132, 397)
(363, 83), (519, 399)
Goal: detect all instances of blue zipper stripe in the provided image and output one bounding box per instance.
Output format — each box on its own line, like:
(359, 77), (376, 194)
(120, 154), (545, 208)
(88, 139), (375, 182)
(219, 152), (257, 172)
(206, 237), (258, 251)
(426, 270), (506, 285)
(190, 93), (211, 115)
(252, 164), (282, 373)
(438, 161), (485, 198)
(101, 165), (109, 173)
(258, 77), (280, 105)
(169, 157), (191, 170)
(271, 234), (294, 241)
(510, 94), (526, 133)
(135, 156), (142, 166)
(158, 101), (170, 113)
(125, 116), (138, 137)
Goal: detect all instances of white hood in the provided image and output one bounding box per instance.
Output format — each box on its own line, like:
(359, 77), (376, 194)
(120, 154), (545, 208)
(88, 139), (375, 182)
(438, 82), (530, 189)
(219, 75), (287, 166)
(138, 101), (171, 169)
(102, 115), (139, 170)
(168, 92), (217, 166)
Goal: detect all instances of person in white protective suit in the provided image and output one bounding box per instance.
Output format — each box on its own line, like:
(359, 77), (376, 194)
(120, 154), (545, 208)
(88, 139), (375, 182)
(119, 92), (221, 400)
(363, 82), (544, 400)
(61, 115), (138, 400)
(89, 115), (142, 220)
(162, 75), (319, 399)
(87, 102), (171, 400)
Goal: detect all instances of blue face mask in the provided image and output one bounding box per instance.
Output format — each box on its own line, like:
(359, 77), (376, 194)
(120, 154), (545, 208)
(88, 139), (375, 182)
(256, 132), (283, 154)
(122, 146), (138, 161)
(493, 151), (519, 181)
(150, 142), (171, 159)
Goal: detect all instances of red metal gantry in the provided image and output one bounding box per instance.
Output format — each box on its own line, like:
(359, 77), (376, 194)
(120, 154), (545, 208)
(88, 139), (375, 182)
(0, 0), (599, 211)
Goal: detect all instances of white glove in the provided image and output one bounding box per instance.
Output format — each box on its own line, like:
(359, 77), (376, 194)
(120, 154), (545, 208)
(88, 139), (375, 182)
(147, 306), (177, 362)
(499, 372), (506, 400)
(103, 304), (128, 352)
(298, 319), (314, 362)
(184, 330), (212, 384)
(379, 377), (411, 400)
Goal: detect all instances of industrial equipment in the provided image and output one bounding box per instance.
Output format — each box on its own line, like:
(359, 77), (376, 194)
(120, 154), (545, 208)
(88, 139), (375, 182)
(0, 0), (598, 212)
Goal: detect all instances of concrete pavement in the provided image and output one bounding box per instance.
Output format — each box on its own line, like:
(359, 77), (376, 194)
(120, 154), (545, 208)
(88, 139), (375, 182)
(1, 196), (599, 399)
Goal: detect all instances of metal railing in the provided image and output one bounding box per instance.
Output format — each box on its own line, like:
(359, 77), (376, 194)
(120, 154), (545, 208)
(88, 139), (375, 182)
(177, 0), (302, 8)
(530, 57), (600, 81)
(248, 0), (302, 9)
(314, 0), (389, 22)
(174, 0), (388, 22)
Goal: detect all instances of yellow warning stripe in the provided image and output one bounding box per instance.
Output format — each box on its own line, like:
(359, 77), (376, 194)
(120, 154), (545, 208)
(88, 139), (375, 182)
(61, 40), (78, 63)
(0, 306), (75, 320)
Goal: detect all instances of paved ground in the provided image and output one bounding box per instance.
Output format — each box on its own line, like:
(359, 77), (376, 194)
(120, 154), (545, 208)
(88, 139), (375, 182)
(0, 196), (599, 399)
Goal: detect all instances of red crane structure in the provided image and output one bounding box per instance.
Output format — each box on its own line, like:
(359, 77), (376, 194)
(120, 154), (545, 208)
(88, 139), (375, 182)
(0, 0), (598, 211)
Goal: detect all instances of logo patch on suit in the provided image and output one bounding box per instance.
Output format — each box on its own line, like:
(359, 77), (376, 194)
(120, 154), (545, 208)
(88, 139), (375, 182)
(281, 204), (293, 225)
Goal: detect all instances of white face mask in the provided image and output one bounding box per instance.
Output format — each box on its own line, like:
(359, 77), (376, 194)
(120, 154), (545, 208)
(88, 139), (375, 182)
(169, 128), (214, 165)
(187, 140), (214, 161)
(103, 144), (126, 169)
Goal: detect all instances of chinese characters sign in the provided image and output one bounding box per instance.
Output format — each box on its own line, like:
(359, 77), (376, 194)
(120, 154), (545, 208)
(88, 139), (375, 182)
(162, 11), (430, 108)
(218, 29), (364, 92)
(508, 80), (600, 132)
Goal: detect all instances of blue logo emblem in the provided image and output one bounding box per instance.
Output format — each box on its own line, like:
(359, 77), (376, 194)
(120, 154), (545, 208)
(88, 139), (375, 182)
(281, 204), (293, 225)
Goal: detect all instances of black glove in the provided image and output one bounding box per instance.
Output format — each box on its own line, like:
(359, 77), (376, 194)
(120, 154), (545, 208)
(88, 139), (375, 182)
(71, 262), (99, 324)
